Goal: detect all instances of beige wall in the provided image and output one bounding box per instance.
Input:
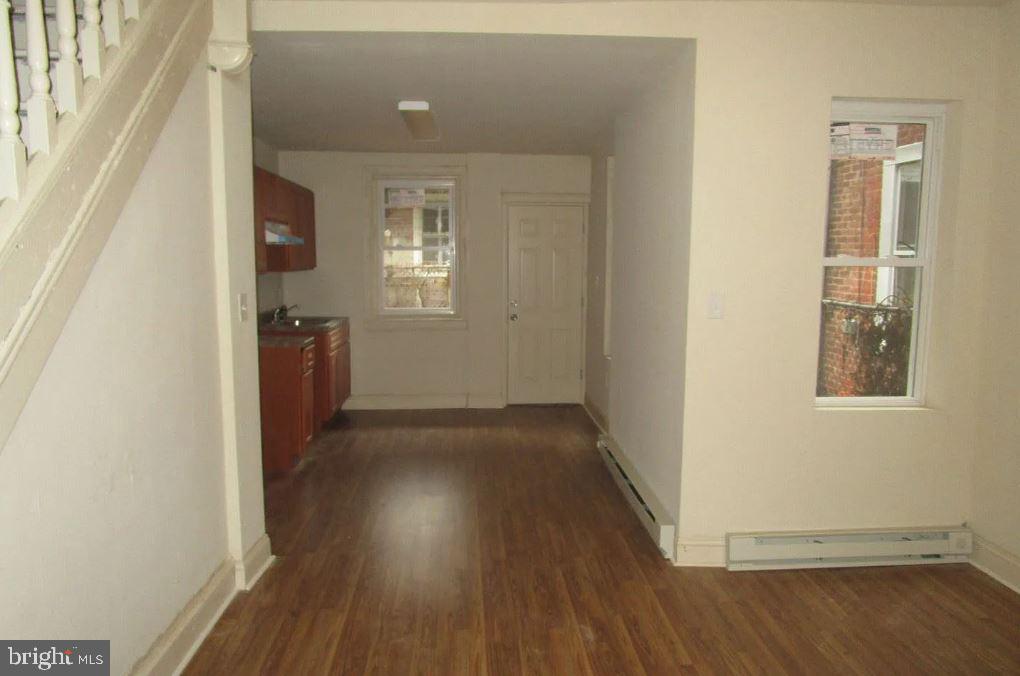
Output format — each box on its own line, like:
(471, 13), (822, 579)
(0, 63), (228, 672)
(971, 0), (1020, 584)
(673, 3), (999, 564)
(276, 151), (590, 405)
(255, 1), (1014, 568)
(609, 47), (696, 530)
(253, 136), (285, 313)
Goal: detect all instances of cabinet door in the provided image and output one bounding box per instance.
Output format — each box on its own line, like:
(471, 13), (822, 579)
(253, 167), (273, 274)
(325, 346), (339, 420)
(336, 342), (351, 407)
(265, 174), (296, 272)
(294, 185), (316, 270)
(300, 366), (315, 454)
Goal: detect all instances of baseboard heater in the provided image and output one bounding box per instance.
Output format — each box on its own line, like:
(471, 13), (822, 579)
(726, 526), (973, 571)
(596, 435), (676, 561)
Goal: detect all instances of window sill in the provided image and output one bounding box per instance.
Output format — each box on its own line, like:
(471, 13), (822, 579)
(814, 396), (933, 412)
(365, 315), (467, 332)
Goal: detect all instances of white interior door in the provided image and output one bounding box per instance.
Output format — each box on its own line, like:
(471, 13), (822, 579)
(507, 204), (585, 404)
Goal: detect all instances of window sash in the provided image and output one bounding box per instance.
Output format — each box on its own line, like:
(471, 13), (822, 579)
(378, 178), (458, 316)
(817, 103), (942, 407)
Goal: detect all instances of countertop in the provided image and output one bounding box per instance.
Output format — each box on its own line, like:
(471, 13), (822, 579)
(259, 316), (348, 333)
(258, 335), (316, 349)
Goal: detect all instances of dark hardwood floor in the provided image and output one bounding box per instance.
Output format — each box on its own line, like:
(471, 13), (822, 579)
(185, 406), (1020, 675)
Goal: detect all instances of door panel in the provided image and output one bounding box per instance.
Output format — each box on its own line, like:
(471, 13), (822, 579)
(508, 204), (585, 404)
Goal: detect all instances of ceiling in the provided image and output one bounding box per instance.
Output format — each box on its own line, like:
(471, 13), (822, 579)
(251, 32), (690, 155)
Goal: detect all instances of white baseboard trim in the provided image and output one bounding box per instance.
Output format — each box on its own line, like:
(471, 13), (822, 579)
(467, 393), (505, 409)
(675, 538), (726, 567)
(130, 559), (236, 676)
(235, 533), (275, 591)
(344, 393), (469, 410)
(582, 396), (608, 434)
(971, 535), (1020, 595)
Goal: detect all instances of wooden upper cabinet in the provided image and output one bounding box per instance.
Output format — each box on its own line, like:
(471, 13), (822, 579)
(254, 166), (317, 274)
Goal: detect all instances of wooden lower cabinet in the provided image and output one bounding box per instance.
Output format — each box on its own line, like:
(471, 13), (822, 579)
(258, 335), (316, 477)
(261, 317), (351, 435)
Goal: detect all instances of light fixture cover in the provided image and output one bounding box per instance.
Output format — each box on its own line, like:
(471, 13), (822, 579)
(398, 100), (439, 142)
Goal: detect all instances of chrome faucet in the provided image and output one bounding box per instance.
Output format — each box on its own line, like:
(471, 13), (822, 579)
(272, 304), (299, 323)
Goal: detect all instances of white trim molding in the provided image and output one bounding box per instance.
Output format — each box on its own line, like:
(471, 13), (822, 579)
(207, 40), (253, 74)
(467, 393), (505, 409)
(971, 535), (1020, 595)
(236, 533), (275, 591)
(583, 396), (608, 434)
(129, 560), (237, 676)
(344, 393), (469, 410)
(675, 538), (726, 567)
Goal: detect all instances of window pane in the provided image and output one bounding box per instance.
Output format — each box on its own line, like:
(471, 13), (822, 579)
(384, 207), (416, 247)
(817, 266), (919, 397)
(383, 251), (452, 310)
(895, 161), (921, 255)
(825, 123), (926, 258)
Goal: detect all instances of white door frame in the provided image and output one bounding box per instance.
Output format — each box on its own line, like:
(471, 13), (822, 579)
(502, 192), (590, 405)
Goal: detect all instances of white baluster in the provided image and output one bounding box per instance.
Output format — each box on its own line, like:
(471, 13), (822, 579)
(82, 0), (104, 80)
(102, 0), (123, 47)
(0, 0), (26, 200)
(55, 0), (82, 115)
(122, 0), (145, 22)
(25, 0), (56, 156)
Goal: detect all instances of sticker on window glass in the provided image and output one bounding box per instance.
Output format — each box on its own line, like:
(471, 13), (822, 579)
(386, 188), (426, 207)
(831, 123), (898, 160)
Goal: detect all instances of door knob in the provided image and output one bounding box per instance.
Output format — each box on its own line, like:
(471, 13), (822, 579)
(510, 313), (519, 321)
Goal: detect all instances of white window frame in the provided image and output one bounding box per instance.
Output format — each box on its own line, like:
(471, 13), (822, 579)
(817, 100), (944, 408)
(366, 167), (467, 330)
(875, 142), (923, 302)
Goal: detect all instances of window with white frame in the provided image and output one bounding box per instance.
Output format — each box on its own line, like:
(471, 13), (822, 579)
(816, 102), (943, 405)
(377, 179), (457, 314)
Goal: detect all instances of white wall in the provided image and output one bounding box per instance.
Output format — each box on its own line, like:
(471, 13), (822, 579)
(0, 62), (228, 673)
(253, 136), (285, 313)
(276, 151), (590, 406)
(970, 0), (1020, 587)
(673, 3), (1001, 564)
(608, 47), (696, 531)
(263, 1), (1014, 569)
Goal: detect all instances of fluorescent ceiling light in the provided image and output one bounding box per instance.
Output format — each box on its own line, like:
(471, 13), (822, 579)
(398, 100), (439, 142)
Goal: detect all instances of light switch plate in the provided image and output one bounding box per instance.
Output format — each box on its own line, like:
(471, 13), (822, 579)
(708, 291), (724, 319)
(237, 292), (249, 322)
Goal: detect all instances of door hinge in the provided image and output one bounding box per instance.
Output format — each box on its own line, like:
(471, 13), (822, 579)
(579, 368), (584, 380)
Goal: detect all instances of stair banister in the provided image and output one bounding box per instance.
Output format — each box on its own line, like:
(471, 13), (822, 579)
(24, 0), (56, 156)
(0, 0), (25, 199)
(55, 0), (82, 115)
(102, 0), (123, 47)
(123, 0), (143, 22)
(82, 0), (103, 79)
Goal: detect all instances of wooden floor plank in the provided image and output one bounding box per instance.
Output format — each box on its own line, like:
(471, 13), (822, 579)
(184, 406), (1020, 675)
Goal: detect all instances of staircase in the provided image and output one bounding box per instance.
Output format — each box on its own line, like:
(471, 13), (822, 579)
(0, 0), (211, 448)
(2, 0), (139, 198)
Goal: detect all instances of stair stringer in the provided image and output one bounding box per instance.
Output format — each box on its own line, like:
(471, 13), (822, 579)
(0, 0), (213, 450)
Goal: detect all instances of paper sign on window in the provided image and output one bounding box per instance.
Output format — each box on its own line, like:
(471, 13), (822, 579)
(386, 188), (426, 207)
(830, 122), (898, 160)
